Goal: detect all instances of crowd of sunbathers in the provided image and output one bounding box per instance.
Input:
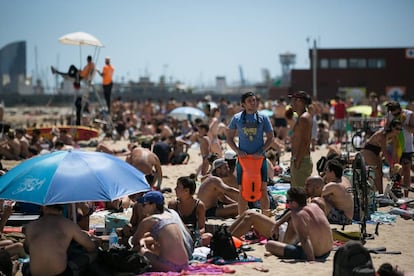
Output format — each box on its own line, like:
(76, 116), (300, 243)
(0, 91), (413, 275)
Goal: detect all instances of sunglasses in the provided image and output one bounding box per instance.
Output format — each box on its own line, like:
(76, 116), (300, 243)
(392, 111), (401, 117)
(141, 202), (152, 207)
(395, 127), (402, 131)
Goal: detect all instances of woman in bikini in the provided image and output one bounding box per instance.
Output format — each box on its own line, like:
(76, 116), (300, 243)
(361, 119), (402, 194)
(168, 176), (207, 246)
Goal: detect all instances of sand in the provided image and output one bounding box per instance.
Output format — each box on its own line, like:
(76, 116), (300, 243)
(2, 107), (414, 275)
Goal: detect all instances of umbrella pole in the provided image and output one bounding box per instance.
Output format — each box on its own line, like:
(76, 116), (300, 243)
(72, 203), (77, 223)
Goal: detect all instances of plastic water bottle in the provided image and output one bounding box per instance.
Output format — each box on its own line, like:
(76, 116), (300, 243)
(108, 228), (118, 249)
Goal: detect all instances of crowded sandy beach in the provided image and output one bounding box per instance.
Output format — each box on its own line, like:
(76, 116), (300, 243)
(0, 91), (414, 276)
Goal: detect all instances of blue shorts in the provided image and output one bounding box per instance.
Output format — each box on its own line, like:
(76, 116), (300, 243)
(283, 244), (330, 260)
(236, 157), (267, 185)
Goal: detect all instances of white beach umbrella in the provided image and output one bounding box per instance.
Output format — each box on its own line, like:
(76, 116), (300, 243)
(58, 31), (103, 47)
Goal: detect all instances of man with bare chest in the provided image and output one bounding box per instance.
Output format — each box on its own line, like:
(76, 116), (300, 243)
(197, 159), (239, 219)
(289, 91), (313, 188)
(126, 145), (163, 190)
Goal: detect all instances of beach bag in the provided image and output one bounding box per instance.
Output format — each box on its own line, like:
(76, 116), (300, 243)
(98, 248), (151, 274)
(333, 240), (375, 276)
(208, 224), (238, 260)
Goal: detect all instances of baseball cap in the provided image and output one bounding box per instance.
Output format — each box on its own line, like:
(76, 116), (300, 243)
(224, 150), (237, 160)
(212, 158), (227, 171)
(288, 91), (312, 105)
(138, 191), (164, 205)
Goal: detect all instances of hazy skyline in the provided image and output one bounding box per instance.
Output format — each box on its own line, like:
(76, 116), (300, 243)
(1, 0), (413, 89)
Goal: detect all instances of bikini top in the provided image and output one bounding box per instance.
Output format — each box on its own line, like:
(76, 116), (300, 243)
(175, 199), (200, 227)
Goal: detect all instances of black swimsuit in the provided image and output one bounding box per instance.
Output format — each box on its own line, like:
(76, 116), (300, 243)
(175, 199), (199, 227)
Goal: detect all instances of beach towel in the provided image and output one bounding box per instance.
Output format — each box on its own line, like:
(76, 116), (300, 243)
(139, 263), (236, 275)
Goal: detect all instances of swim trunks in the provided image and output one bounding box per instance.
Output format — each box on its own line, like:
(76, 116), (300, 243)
(283, 244), (330, 260)
(290, 155), (313, 188)
(274, 118), (287, 127)
(327, 206), (352, 225)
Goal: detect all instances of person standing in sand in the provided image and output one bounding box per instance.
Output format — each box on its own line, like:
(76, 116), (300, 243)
(227, 91), (274, 216)
(385, 101), (414, 197)
(97, 56), (114, 113)
(23, 205), (97, 276)
(197, 124), (212, 176)
(126, 144), (163, 190)
(272, 97), (288, 140)
(289, 91), (313, 188)
(360, 119), (402, 194)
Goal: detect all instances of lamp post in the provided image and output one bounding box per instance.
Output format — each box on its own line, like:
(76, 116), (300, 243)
(312, 39), (317, 99)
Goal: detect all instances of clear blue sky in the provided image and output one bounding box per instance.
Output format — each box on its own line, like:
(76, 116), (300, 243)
(1, 0), (413, 89)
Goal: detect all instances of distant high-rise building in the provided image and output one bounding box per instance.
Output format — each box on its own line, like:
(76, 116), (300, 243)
(0, 41), (26, 94)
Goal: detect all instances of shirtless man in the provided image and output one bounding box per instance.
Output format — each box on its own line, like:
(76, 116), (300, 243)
(208, 108), (224, 157)
(229, 187), (332, 261)
(304, 175), (325, 199)
(126, 144), (163, 190)
(197, 158), (239, 219)
(228, 176), (325, 244)
(265, 187), (333, 261)
(314, 159), (354, 225)
(289, 91), (313, 188)
(157, 121), (174, 140)
(220, 150), (238, 188)
(197, 124), (211, 176)
(23, 205), (97, 276)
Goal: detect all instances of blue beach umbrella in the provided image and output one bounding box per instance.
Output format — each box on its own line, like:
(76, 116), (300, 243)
(0, 150), (150, 205)
(169, 106), (206, 121)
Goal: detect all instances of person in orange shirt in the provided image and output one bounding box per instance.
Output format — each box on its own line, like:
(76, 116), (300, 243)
(98, 57), (114, 112)
(51, 55), (95, 89)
